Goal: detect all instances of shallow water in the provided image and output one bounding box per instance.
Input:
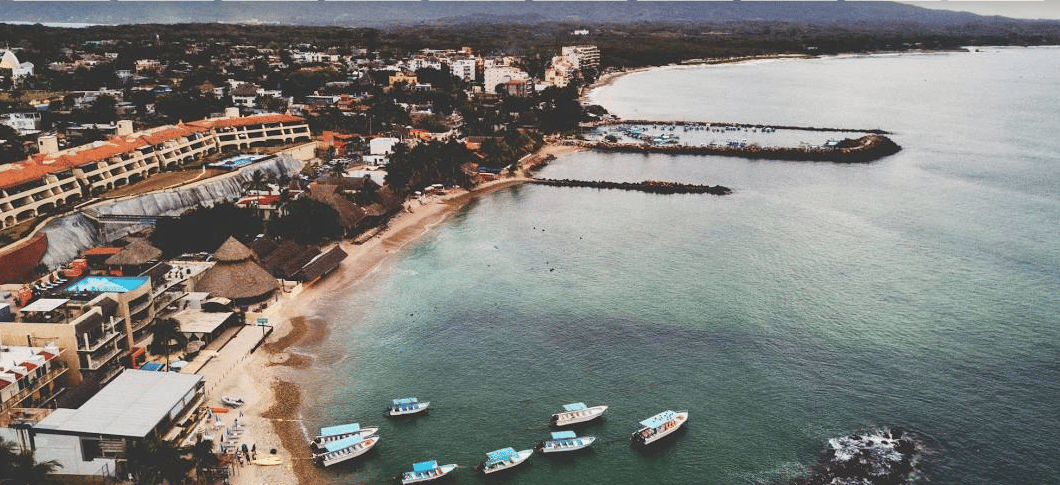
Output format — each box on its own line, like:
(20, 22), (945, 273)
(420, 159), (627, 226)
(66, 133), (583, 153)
(295, 47), (1060, 484)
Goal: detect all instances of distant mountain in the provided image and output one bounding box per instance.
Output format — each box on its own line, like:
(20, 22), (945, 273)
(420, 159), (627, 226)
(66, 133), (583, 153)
(0, 1), (1019, 27)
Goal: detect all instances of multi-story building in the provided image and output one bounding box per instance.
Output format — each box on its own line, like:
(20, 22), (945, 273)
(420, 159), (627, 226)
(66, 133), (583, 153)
(0, 343), (66, 411)
(1, 112), (43, 136)
(0, 111), (311, 229)
(561, 45), (600, 72)
(484, 66), (530, 93)
(450, 58), (477, 83)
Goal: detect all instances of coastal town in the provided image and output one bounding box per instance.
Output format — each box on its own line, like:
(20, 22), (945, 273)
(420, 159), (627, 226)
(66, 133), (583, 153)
(0, 29), (617, 483)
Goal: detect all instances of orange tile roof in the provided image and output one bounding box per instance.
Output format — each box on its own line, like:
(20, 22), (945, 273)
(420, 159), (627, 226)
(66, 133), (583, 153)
(84, 247), (121, 256)
(188, 113), (305, 129)
(0, 114), (305, 190)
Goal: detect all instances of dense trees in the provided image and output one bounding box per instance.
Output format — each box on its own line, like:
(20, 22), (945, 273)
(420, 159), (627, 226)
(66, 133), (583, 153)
(267, 198), (343, 244)
(384, 140), (476, 195)
(149, 202), (263, 257)
(147, 318), (188, 371)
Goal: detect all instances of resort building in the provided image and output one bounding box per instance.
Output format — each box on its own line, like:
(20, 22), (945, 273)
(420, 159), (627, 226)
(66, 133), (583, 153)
(484, 66), (530, 93)
(1, 370), (205, 478)
(0, 343), (66, 412)
(1, 112), (43, 136)
(561, 45), (600, 72)
(450, 58), (477, 83)
(0, 110), (311, 230)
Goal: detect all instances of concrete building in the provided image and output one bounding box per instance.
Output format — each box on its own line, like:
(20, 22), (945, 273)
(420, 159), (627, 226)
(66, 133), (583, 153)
(0, 111), (311, 229)
(484, 66), (530, 93)
(2, 370), (205, 478)
(365, 137), (401, 165)
(450, 58), (477, 83)
(1, 112), (43, 136)
(0, 343), (66, 411)
(561, 45), (601, 72)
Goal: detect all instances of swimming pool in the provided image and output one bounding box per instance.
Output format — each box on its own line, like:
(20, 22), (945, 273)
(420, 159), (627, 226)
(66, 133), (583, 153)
(208, 154), (267, 170)
(64, 276), (149, 293)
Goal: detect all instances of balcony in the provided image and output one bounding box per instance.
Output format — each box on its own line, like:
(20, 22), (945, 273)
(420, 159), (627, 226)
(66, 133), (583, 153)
(78, 331), (122, 353)
(84, 345), (125, 370)
(0, 364), (68, 412)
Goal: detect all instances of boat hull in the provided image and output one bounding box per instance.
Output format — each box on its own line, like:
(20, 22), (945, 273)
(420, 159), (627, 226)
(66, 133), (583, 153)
(314, 436), (379, 467)
(388, 402), (430, 416)
(550, 405), (608, 427)
(541, 436), (596, 453)
(310, 428), (378, 450)
(631, 411), (688, 446)
(480, 450), (533, 474)
(401, 464), (457, 484)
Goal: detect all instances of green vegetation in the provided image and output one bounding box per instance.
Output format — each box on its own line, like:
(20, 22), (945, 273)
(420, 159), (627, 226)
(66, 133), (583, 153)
(149, 202), (263, 257)
(268, 198), (343, 244)
(146, 317), (188, 371)
(384, 140), (477, 196)
(0, 438), (62, 485)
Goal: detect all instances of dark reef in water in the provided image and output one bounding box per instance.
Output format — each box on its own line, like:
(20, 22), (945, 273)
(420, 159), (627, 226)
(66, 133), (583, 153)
(782, 428), (923, 485)
(571, 134), (901, 163)
(531, 178), (732, 195)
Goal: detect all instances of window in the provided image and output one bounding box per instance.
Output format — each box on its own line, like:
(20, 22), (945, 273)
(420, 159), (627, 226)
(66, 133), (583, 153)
(81, 437), (102, 461)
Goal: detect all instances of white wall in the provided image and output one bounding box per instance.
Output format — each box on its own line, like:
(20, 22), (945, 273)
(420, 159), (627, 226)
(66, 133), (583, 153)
(32, 433), (117, 477)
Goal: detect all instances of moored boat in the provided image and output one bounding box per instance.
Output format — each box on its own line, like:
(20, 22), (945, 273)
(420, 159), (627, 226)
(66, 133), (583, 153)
(309, 423), (378, 451)
(401, 460), (457, 484)
(539, 431), (595, 453)
(387, 397), (430, 416)
(631, 410), (688, 446)
(312, 434), (379, 467)
(550, 402), (608, 427)
(477, 447), (533, 474)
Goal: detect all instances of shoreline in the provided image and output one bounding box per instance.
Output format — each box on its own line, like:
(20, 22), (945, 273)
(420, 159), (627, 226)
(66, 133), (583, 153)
(220, 142), (581, 485)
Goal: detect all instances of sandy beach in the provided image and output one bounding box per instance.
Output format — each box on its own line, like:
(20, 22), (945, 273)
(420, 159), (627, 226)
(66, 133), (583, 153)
(208, 143), (582, 485)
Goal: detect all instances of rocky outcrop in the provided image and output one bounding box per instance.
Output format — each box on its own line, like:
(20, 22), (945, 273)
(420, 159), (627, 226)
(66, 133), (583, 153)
(782, 428), (923, 485)
(572, 135), (901, 163)
(531, 178), (731, 195)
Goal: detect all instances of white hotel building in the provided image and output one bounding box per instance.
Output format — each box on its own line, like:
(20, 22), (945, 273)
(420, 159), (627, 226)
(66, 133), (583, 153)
(0, 110), (311, 229)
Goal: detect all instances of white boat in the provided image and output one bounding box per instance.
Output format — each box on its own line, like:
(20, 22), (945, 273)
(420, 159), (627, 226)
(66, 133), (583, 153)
(550, 402), (608, 427)
(313, 434), (379, 467)
(221, 396), (245, 407)
(631, 410), (688, 446)
(309, 423), (378, 450)
(478, 447), (532, 474)
(387, 397), (430, 416)
(539, 431), (595, 453)
(401, 460), (457, 484)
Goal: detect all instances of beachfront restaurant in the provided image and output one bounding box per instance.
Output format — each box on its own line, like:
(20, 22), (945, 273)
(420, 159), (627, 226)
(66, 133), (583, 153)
(10, 369), (205, 478)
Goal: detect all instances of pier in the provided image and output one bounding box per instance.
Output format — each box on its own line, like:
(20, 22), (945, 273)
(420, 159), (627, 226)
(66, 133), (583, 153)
(568, 134), (901, 163)
(531, 178), (732, 195)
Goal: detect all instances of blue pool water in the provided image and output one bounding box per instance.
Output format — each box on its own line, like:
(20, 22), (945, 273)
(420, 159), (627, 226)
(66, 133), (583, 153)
(64, 276), (148, 293)
(209, 154), (266, 170)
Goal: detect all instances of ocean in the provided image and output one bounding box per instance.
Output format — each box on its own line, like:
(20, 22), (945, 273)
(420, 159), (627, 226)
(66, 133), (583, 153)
(293, 47), (1060, 484)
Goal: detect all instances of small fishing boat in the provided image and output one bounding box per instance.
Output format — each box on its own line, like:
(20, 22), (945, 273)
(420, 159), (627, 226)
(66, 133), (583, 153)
(221, 396), (245, 407)
(400, 460), (457, 484)
(477, 447), (532, 474)
(539, 431), (595, 453)
(387, 397), (430, 416)
(631, 410), (688, 446)
(313, 434), (379, 467)
(550, 403), (608, 427)
(309, 423), (379, 450)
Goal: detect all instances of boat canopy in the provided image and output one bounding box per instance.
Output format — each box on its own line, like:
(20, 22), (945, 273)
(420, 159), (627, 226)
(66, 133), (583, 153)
(551, 431), (577, 440)
(393, 397), (418, 406)
(319, 423), (359, 437)
(412, 460), (438, 472)
(322, 434), (363, 453)
(486, 448), (516, 461)
(562, 403), (587, 411)
(639, 410), (677, 429)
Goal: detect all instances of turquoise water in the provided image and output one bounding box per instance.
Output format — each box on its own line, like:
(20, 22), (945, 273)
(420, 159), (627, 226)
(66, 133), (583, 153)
(65, 276), (148, 293)
(293, 48), (1060, 484)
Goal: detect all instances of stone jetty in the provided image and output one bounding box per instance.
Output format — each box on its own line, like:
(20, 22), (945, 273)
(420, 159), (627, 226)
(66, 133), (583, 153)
(531, 178), (731, 195)
(571, 134), (901, 163)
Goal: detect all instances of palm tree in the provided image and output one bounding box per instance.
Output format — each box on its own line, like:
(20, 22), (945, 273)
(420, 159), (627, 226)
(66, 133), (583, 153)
(0, 438), (62, 485)
(187, 437), (218, 483)
(243, 170), (270, 193)
(147, 318), (187, 371)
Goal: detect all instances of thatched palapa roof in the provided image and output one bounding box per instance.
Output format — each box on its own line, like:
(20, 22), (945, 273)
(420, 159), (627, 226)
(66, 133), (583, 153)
(195, 237), (279, 303)
(104, 239), (162, 266)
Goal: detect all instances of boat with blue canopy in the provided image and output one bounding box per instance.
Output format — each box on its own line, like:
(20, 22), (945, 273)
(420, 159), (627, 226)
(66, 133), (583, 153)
(387, 397), (430, 416)
(631, 410), (688, 446)
(400, 460), (458, 484)
(309, 422), (379, 450)
(477, 447), (533, 474)
(539, 430), (596, 453)
(550, 402), (608, 427)
(312, 434), (379, 467)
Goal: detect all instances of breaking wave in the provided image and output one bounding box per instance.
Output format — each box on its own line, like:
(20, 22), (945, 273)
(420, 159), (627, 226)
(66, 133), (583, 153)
(781, 428), (924, 485)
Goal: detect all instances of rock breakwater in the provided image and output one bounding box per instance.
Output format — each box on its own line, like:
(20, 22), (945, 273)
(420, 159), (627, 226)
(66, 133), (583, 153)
(531, 178), (731, 195)
(572, 134), (901, 163)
